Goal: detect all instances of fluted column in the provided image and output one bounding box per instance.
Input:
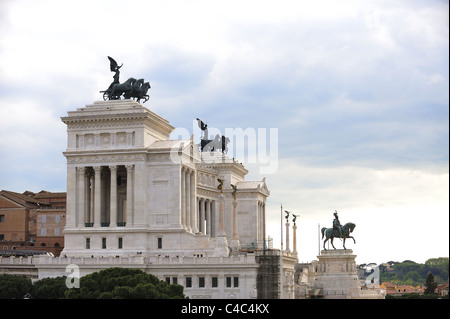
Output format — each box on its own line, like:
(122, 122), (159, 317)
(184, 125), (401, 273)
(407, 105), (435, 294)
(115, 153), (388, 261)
(93, 166), (102, 227)
(206, 199), (211, 236)
(285, 220), (290, 252)
(185, 169), (191, 231)
(190, 170), (197, 232)
(126, 165), (134, 226)
(76, 167), (85, 227)
(85, 171), (92, 225)
(110, 165), (118, 227)
(293, 222), (297, 255)
(230, 199), (240, 251)
(181, 167), (186, 228)
(199, 198), (205, 234)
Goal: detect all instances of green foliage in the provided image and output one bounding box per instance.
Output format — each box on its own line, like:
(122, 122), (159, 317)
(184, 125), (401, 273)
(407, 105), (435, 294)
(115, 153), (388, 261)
(0, 274), (32, 299)
(31, 276), (68, 299)
(380, 257), (449, 287)
(424, 273), (438, 294)
(64, 267), (185, 299)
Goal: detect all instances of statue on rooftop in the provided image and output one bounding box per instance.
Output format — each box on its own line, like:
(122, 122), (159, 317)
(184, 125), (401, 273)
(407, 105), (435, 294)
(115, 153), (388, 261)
(100, 56), (150, 103)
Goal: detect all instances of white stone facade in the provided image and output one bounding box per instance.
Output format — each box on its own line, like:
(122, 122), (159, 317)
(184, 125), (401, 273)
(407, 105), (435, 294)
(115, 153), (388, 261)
(60, 100), (269, 260)
(45, 99), (284, 299)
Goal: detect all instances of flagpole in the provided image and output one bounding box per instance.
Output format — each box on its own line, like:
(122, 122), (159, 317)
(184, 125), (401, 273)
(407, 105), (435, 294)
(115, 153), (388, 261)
(281, 204), (284, 251)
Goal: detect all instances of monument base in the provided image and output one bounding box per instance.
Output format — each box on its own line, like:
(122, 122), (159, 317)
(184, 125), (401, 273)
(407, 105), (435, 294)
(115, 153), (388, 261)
(214, 234), (230, 257)
(311, 249), (384, 299)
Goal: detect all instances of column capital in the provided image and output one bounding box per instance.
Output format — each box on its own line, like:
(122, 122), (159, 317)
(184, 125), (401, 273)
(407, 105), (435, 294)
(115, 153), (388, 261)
(125, 164), (134, 170)
(76, 167), (85, 174)
(109, 165), (118, 172)
(93, 166), (102, 173)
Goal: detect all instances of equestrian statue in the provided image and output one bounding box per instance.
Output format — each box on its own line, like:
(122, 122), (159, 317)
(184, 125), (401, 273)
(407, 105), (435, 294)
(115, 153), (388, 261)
(321, 210), (356, 250)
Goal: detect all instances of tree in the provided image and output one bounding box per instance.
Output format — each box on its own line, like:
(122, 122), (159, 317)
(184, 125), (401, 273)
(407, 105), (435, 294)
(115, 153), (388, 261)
(31, 276), (68, 299)
(64, 267), (185, 299)
(424, 273), (438, 295)
(0, 274), (32, 299)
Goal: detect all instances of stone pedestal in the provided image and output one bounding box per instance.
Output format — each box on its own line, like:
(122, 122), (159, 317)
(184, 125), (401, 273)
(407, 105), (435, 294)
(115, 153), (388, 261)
(312, 249), (361, 299)
(230, 200), (240, 251)
(214, 194), (229, 257)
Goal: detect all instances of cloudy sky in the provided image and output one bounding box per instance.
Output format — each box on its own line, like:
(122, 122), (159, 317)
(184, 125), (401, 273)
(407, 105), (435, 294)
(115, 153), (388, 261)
(0, 0), (448, 264)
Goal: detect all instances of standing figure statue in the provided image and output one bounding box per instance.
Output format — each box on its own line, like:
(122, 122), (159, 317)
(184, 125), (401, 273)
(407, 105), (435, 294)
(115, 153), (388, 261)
(231, 184), (238, 200)
(217, 178), (225, 194)
(107, 56), (123, 94)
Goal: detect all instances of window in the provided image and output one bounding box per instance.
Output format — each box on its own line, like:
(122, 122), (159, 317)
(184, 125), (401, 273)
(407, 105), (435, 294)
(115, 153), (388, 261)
(41, 215), (46, 223)
(172, 277), (178, 285)
(234, 277), (239, 288)
(55, 228), (60, 236)
(102, 238), (107, 249)
(41, 228), (46, 236)
(157, 237), (162, 249)
(55, 215), (60, 223)
(0, 215), (4, 222)
(226, 276), (239, 288)
(166, 277), (171, 284)
(212, 277), (218, 288)
(185, 277), (192, 288)
(118, 238), (123, 249)
(226, 277), (232, 288)
(199, 277), (205, 288)
(86, 238), (90, 249)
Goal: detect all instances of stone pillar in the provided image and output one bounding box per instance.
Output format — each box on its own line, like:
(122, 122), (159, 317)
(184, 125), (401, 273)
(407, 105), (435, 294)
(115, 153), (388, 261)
(230, 199), (240, 251)
(185, 169), (191, 231)
(85, 171), (92, 225)
(199, 198), (205, 234)
(190, 170), (197, 232)
(110, 165), (118, 227)
(211, 200), (216, 238)
(126, 165), (134, 226)
(76, 167), (85, 227)
(181, 167), (186, 228)
(93, 166), (102, 227)
(214, 193), (229, 257)
(65, 166), (77, 228)
(293, 223), (297, 256)
(206, 199), (211, 236)
(285, 221), (290, 252)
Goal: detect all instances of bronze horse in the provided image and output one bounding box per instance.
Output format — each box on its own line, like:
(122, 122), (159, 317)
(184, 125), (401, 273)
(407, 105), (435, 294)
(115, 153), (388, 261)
(321, 222), (356, 250)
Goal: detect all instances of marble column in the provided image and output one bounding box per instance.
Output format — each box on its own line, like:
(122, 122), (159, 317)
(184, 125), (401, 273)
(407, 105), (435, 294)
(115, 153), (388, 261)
(293, 222), (298, 255)
(76, 167), (85, 227)
(125, 165), (134, 226)
(110, 165), (118, 227)
(85, 170), (92, 226)
(185, 169), (191, 231)
(285, 221), (290, 252)
(199, 198), (205, 234)
(190, 170), (197, 232)
(181, 167), (186, 228)
(93, 166), (102, 227)
(206, 199), (211, 236)
(230, 199), (240, 251)
(214, 193), (229, 257)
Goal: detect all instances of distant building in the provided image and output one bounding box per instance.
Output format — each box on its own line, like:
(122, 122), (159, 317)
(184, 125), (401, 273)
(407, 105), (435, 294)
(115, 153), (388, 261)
(0, 190), (66, 256)
(380, 282), (424, 296)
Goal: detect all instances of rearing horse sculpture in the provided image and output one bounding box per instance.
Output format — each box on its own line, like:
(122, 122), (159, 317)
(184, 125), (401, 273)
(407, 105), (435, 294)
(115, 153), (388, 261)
(321, 222), (356, 250)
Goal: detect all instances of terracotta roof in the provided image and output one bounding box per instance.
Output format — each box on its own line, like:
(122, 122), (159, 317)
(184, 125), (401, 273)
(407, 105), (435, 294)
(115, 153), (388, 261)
(0, 190), (47, 206)
(33, 190), (67, 199)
